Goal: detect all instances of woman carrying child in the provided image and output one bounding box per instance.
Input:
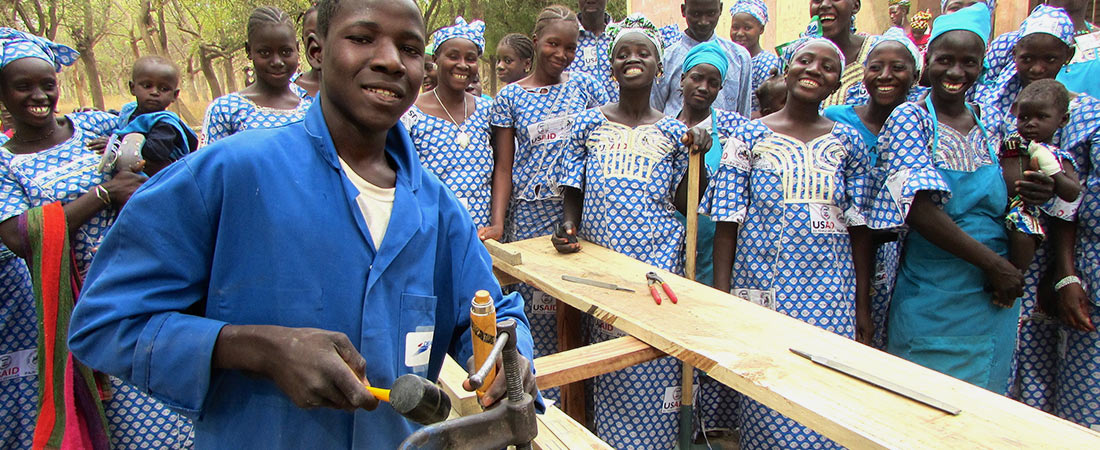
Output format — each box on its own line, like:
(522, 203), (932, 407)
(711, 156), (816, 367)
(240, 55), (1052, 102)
(704, 36), (870, 449)
(200, 6), (311, 146)
(824, 26), (923, 348)
(0, 28), (192, 448)
(976, 5), (1091, 411)
(550, 14), (709, 448)
(402, 18), (493, 228)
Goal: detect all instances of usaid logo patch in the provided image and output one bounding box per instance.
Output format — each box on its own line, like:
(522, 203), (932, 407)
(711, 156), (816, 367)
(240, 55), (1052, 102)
(405, 331), (434, 368)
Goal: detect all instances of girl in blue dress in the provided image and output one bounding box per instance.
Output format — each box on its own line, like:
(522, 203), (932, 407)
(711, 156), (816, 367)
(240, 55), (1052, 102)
(824, 27), (923, 350)
(0, 28), (193, 449)
(550, 15), (709, 448)
(495, 33), (534, 85)
(728, 0), (780, 114)
(402, 18), (492, 228)
(867, 3), (1054, 395)
(486, 5), (607, 403)
(704, 37), (869, 450)
(200, 6), (311, 146)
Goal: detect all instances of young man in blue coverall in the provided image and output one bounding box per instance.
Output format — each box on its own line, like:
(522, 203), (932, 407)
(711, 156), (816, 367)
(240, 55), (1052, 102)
(67, 0), (537, 448)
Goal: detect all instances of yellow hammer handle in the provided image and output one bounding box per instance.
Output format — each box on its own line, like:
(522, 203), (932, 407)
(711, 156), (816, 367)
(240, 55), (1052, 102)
(366, 386), (390, 403)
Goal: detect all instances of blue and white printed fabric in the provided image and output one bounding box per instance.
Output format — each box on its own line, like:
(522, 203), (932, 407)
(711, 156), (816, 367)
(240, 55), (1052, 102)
(568, 14), (619, 102)
(199, 92), (311, 147)
(563, 109), (689, 448)
(401, 96), (494, 228)
(0, 111), (194, 449)
(701, 119), (867, 449)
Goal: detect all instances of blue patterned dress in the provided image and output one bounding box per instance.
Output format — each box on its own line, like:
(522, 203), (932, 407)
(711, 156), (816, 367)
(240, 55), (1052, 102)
(749, 51), (781, 113)
(199, 92), (311, 147)
(0, 112), (194, 449)
(1054, 93), (1100, 428)
(701, 119), (866, 450)
(561, 110), (689, 449)
(984, 30), (1019, 85)
(567, 16), (619, 103)
(0, 187), (35, 449)
(401, 96), (493, 228)
(490, 73), (607, 402)
(823, 104), (900, 351)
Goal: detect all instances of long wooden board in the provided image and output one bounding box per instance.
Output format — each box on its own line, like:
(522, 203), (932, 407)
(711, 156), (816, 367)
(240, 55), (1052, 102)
(487, 237), (1100, 449)
(534, 335), (665, 390)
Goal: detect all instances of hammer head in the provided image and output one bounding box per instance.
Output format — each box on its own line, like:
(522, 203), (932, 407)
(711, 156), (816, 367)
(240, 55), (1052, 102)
(390, 374), (452, 426)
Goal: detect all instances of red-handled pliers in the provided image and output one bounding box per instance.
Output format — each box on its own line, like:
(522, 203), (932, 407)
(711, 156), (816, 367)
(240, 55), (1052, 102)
(646, 272), (678, 305)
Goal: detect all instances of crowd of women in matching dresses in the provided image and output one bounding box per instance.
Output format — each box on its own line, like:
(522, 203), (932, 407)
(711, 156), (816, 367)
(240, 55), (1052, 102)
(2, 0), (1100, 448)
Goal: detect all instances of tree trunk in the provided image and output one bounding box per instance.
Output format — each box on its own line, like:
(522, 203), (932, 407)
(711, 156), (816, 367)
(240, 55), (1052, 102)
(199, 46), (223, 99)
(79, 46), (106, 110)
(73, 61), (89, 108)
(221, 55), (238, 94)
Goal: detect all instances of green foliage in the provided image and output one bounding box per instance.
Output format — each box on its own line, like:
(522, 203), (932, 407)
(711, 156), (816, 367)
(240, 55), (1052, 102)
(419, 0), (627, 58)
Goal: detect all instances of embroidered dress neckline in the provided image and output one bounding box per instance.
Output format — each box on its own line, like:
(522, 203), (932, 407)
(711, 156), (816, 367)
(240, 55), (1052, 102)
(232, 92), (305, 115)
(765, 123), (841, 147)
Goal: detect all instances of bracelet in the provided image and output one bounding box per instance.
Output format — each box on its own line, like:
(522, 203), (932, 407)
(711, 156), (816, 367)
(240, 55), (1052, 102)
(94, 185), (111, 207)
(1055, 275), (1081, 291)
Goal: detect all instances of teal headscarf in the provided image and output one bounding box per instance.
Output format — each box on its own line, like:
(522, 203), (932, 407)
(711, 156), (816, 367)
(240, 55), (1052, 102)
(683, 41), (729, 79)
(929, 2), (992, 47)
(682, 41), (729, 171)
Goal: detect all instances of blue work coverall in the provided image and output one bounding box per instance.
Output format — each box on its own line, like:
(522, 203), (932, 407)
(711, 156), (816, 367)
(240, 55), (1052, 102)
(68, 101), (535, 449)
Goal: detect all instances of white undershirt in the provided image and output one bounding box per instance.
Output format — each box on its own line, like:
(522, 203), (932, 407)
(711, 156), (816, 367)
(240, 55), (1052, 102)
(338, 157), (396, 250)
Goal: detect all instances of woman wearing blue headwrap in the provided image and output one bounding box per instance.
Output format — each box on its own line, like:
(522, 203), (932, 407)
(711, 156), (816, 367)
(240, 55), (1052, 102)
(401, 17), (494, 229)
(824, 27), (923, 352)
(729, 0), (780, 113)
(674, 40), (750, 436)
(550, 13), (711, 449)
(0, 28), (193, 448)
(704, 37), (869, 450)
(866, 3), (1055, 395)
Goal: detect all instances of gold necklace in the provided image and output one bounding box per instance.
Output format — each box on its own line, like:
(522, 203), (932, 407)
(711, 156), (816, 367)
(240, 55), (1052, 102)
(434, 89), (470, 148)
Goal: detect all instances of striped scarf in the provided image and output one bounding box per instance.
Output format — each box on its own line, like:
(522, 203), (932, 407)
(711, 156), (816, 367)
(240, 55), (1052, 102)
(21, 202), (109, 450)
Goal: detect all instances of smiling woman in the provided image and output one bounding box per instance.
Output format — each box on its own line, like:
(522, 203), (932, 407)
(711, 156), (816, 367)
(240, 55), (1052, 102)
(198, 6), (312, 147)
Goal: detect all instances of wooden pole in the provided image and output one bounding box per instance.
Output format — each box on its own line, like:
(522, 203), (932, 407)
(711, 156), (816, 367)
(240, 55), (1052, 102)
(679, 150), (703, 448)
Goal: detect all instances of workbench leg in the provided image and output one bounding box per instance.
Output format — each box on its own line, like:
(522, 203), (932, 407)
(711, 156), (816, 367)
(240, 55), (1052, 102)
(556, 301), (587, 427)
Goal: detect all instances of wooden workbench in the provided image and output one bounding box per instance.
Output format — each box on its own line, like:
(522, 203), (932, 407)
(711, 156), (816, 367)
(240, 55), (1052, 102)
(487, 237), (1100, 449)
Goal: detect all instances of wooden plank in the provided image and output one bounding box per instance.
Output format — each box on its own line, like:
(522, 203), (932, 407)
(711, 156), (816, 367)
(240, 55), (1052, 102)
(483, 239), (522, 266)
(492, 236), (1100, 449)
(437, 356), (482, 417)
(533, 404), (613, 450)
(534, 336), (665, 389)
(555, 302), (587, 425)
(493, 267), (521, 287)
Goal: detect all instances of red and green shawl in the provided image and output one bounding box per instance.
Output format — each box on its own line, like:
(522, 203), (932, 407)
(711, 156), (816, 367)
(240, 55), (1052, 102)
(21, 202), (109, 450)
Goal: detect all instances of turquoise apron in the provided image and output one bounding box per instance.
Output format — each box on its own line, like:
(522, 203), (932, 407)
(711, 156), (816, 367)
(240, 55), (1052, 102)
(886, 98), (1019, 393)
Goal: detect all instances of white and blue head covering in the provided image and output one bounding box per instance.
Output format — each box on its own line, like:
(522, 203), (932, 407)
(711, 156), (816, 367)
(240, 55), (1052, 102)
(1017, 4), (1075, 47)
(430, 17), (486, 55)
(729, 0), (769, 27)
(607, 13), (665, 60)
(868, 27), (924, 77)
(0, 28), (78, 72)
(780, 37), (846, 73)
(941, 0), (996, 13)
